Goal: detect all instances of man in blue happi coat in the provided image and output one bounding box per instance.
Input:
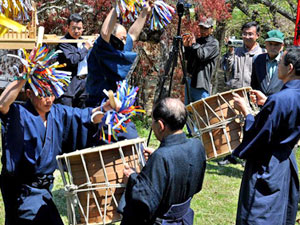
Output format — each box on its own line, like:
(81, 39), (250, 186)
(121, 98), (207, 225)
(232, 46), (300, 225)
(85, 0), (152, 107)
(0, 79), (114, 225)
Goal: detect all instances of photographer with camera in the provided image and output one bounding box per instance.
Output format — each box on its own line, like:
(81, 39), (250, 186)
(183, 17), (219, 103)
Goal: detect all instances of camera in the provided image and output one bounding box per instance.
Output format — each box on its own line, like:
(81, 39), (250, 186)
(176, 0), (192, 17)
(227, 38), (243, 48)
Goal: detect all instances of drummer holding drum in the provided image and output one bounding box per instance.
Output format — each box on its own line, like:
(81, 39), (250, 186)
(0, 79), (115, 225)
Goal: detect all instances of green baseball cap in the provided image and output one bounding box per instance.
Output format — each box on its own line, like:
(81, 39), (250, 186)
(265, 30), (284, 43)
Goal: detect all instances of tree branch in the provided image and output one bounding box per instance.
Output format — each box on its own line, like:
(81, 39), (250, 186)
(253, 0), (296, 22)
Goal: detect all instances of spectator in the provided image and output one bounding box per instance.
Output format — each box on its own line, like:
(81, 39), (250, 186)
(223, 21), (264, 89)
(56, 13), (95, 108)
(251, 29), (284, 96)
(183, 17), (219, 104)
(219, 21), (265, 166)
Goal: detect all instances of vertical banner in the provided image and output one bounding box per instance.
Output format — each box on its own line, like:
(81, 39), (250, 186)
(294, 0), (300, 46)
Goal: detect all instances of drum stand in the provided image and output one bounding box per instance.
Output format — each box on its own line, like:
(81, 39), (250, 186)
(147, 1), (191, 145)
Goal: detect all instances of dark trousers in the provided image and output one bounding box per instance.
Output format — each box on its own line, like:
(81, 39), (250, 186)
(56, 76), (87, 108)
(1, 175), (64, 225)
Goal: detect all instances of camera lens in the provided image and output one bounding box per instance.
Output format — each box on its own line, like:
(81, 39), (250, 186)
(176, 0), (185, 16)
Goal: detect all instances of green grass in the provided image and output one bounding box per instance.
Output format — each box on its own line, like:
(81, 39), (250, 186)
(1, 118), (300, 225)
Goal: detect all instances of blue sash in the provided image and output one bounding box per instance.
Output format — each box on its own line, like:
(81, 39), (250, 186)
(160, 197), (194, 225)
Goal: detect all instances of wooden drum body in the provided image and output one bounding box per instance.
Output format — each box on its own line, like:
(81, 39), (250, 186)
(186, 87), (252, 160)
(56, 138), (146, 225)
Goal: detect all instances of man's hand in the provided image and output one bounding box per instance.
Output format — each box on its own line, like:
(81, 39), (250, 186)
(143, 147), (155, 161)
(183, 33), (196, 47)
(84, 39), (93, 50)
(112, 0), (117, 8)
(91, 97), (121, 124)
(141, 0), (154, 14)
(123, 164), (136, 184)
(232, 92), (249, 116)
(250, 90), (267, 106)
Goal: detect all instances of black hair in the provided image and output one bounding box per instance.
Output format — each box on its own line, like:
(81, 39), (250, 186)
(152, 97), (187, 131)
(24, 81), (31, 91)
(241, 21), (260, 33)
(67, 13), (83, 25)
(283, 46), (300, 76)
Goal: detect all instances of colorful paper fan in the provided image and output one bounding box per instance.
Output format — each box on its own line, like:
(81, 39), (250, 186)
(97, 80), (145, 143)
(0, 0), (33, 35)
(150, 1), (175, 30)
(7, 45), (71, 98)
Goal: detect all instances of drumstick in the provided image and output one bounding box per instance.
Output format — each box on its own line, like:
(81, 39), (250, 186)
(108, 90), (116, 109)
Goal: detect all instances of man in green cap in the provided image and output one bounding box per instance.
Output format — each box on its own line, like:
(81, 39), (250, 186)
(251, 29), (285, 96)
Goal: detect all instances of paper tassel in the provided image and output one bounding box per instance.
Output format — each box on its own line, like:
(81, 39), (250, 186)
(0, 0), (33, 35)
(97, 80), (145, 143)
(116, 0), (144, 24)
(150, 1), (175, 30)
(0, 0), (33, 21)
(7, 45), (71, 98)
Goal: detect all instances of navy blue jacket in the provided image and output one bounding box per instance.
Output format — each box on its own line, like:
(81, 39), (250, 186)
(86, 35), (137, 106)
(57, 33), (89, 77)
(121, 133), (206, 225)
(0, 101), (96, 224)
(233, 80), (300, 225)
(251, 53), (283, 96)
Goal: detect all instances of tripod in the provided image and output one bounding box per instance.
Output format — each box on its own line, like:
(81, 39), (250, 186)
(147, 2), (191, 145)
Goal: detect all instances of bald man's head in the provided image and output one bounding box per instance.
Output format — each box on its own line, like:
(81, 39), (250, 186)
(112, 23), (127, 44)
(152, 97), (187, 131)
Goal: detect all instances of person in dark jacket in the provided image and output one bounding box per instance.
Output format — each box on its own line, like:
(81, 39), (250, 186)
(121, 98), (206, 225)
(251, 29), (284, 96)
(183, 17), (219, 104)
(56, 13), (95, 108)
(86, 0), (152, 107)
(232, 46), (300, 225)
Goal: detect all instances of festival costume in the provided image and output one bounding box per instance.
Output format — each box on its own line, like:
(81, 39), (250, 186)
(0, 101), (96, 225)
(251, 53), (283, 96)
(56, 33), (89, 107)
(233, 80), (300, 225)
(121, 133), (206, 225)
(86, 35), (137, 107)
(184, 35), (219, 102)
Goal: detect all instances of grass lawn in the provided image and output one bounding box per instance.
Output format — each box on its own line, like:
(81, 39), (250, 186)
(1, 118), (300, 225)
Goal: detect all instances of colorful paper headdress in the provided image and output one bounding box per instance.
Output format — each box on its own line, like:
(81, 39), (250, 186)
(8, 45), (71, 98)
